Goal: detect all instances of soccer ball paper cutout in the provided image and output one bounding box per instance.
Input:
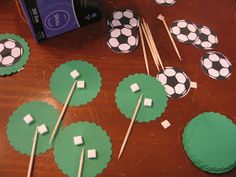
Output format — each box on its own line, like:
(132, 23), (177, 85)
(170, 20), (200, 44)
(155, 0), (176, 6)
(157, 67), (196, 99)
(107, 9), (140, 29)
(106, 26), (139, 54)
(193, 25), (218, 50)
(0, 39), (23, 67)
(201, 52), (232, 80)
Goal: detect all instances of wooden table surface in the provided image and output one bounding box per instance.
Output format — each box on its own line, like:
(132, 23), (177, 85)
(0, 0), (236, 177)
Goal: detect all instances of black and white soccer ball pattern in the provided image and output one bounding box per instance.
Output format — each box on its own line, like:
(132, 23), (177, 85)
(201, 52), (232, 80)
(156, 67), (191, 99)
(155, 0), (176, 6)
(107, 9), (140, 29)
(193, 25), (218, 50)
(0, 39), (23, 67)
(106, 26), (139, 53)
(170, 20), (200, 44)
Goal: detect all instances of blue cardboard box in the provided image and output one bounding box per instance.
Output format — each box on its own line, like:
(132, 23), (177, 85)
(19, 0), (102, 41)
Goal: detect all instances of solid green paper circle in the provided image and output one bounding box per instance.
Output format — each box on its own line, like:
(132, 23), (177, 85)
(183, 112), (236, 173)
(50, 60), (102, 106)
(115, 73), (168, 122)
(54, 122), (112, 177)
(7, 101), (59, 155)
(0, 34), (30, 76)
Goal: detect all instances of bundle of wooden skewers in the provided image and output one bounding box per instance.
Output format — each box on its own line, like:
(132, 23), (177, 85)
(139, 15), (182, 75)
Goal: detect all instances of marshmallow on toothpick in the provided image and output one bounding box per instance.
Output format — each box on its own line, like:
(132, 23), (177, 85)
(70, 70), (80, 79)
(38, 124), (48, 135)
(144, 98), (152, 107)
(23, 114), (34, 125)
(77, 81), (85, 89)
(130, 83), (140, 93)
(73, 136), (83, 146)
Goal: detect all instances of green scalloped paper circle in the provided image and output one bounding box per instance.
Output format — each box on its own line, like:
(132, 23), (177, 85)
(0, 34), (30, 76)
(7, 101), (59, 155)
(54, 122), (112, 177)
(115, 73), (168, 122)
(50, 60), (102, 106)
(182, 112), (236, 174)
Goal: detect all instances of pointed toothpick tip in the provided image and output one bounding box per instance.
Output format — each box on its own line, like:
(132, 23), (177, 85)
(49, 137), (53, 145)
(118, 152), (121, 159)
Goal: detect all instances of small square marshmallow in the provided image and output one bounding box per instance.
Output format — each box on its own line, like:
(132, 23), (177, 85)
(77, 81), (85, 89)
(38, 124), (48, 135)
(161, 120), (171, 129)
(144, 98), (153, 107)
(87, 149), (97, 159)
(73, 136), (83, 146)
(130, 83), (140, 93)
(23, 114), (34, 125)
(70, 70), (80, 79)
(190, 82), (197, 89)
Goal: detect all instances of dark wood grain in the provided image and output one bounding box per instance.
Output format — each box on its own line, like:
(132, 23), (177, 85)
(0, 0), (236, 177)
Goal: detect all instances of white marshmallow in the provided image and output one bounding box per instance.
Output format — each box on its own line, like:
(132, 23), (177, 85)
(130, 83), (140, 93)
(23, 114), (34, 125)
(190, 81), (197, 89)
(161, 120), (171, 129)
(73, 136), (83, 146)
(77, 81), (85, 89)
(144, 98), (153, 107)
(87, 149), (97, 159)
(70, 70), (80, 79)
(38, 124), (48, 135)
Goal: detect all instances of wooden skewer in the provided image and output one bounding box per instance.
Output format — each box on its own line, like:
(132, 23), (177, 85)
(141, 22), (161, 70)
(157, 14), (182, 61)
(77, 147), (85, 177)
(142, 19), (165, 71)
(118, 93), (144, 159)
(139, 25), (150, 75)
(49, 80), (77, 144)
(143, 20), (163, 68)
(140, 24), (160, 72)
(27, 126), (38, 177)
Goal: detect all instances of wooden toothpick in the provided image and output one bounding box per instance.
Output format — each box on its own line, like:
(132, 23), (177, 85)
(118, 93), (144, 159)
(140, 23), (160, 72)
(139, 25), (150, 75)
(157, 14), (182, 61)
(142, 19), (165, 71)
(49, 80), (77, 144)
(77, 147), (85, 177)
(27, 126), (38, 177)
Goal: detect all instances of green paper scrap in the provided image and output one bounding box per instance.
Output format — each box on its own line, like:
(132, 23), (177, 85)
(182, 112), (236, 174)
(50, 60), (102, 106)
(7, 101), (59, 155)
(115, 73), (168, 122)
(54, 122), (112, 177)
(0, 34), (30, 76)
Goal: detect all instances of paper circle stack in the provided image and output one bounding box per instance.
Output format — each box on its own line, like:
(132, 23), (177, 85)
(183, 112), (236, 174)
(106, 9), (140, 54)
(170, 20), (218, 50)
(155, 0), (176, 6)
(0, 34), (30, 76)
